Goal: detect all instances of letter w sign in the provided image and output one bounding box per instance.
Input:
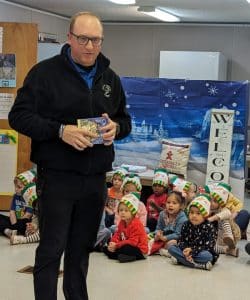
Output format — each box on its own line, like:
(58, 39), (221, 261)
(206, 109), (234, 185)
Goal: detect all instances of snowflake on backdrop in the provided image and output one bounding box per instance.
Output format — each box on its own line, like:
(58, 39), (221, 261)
(164, 89), (176, 100)
(208, 85), (218, 96)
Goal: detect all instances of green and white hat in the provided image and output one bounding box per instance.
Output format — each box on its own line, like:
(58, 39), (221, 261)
(189, 194), (211, 217)
(16, 169), (36, 186)
(121, 174), (142, 192)
(152, 168), (168, 188)
(21, 182), (37, 208)
(112, 167), (128, 181)
(171, 176), (191, 192)
(206, 182), (231, 206)
(120, 192), (140, 215)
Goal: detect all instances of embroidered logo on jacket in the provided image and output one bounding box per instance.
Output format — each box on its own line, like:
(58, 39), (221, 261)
(102, 84), (111, 98)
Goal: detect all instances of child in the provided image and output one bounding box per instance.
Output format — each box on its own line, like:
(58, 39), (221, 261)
(0, 169), (36, 237)
(206, 182), (249, 238)
(104, 192), (148, 263)
(146, 168), (168, 232)
(10, 196), (40, 245)
(206, 183), (241, 257)
(112, 174), (147, 232)
(94, 211), (112, 251)
(168, 194), (219, 271)
(105, 167), (128, 227)
(170, 176), (197, 208)
(149, 191), (187, 256)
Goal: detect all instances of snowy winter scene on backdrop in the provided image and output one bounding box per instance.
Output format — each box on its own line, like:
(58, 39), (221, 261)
(113, 77), (249, 179)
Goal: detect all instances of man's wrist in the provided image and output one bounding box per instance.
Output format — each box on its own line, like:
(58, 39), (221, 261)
(59, 124), (65, 139)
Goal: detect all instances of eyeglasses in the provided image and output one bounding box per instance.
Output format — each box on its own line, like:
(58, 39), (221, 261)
(70, 32), (103, 46)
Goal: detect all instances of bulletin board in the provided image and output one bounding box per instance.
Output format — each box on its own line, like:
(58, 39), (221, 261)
(0, 22), (37, 210)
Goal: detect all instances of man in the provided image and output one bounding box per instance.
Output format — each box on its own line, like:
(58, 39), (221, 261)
(8, 12), (131, 300)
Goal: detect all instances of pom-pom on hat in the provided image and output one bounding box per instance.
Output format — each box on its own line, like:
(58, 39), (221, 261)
(21, 182), (37, 208)
(121, 174), (142, 192)
(112, 167), (128, 181)
(152, 168), (168, 188)
(207, 182), (231, 206)
(16, 169), (36, 187)
(189, 194), (211, 217)
(171, 176), (191, 192)
(119, 192), (140, 215)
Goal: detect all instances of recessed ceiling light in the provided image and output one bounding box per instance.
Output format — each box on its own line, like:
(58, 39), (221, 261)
(108, 0), (136, 4)
(138, 6), (180, 22)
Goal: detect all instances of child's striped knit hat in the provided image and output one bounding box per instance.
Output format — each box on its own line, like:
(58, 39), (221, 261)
(170, 176), (191, 192)
(16, 169), (36, 186)
(120, 192), (140, 215)
(21, 182), (37, 208)
(121, 174), (142, 192)
(204, 182), (231, 207)
(152, 168), (169, 188)
(112, 167), (128, 181)
(188, 194), (211, 217)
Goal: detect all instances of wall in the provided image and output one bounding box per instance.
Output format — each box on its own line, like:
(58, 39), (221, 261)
(0, 1), (69, 43)
(1, 1), (250, 82)
(102, 24), (250, 82)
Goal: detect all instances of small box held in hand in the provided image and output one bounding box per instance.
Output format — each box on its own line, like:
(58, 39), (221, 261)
(77, 117), (108, 144)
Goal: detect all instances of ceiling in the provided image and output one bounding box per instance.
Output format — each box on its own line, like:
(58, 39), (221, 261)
(5, 0), (250, 24)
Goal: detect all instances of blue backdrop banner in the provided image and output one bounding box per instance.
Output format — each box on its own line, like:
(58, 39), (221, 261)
(114, 78), (249, 180)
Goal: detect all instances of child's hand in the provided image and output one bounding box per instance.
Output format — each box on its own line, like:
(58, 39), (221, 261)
(26, 222), (36, 235)
(183, 247), (192, 257)
(108, 242), (116, 252)
(154, 230), (162, 241)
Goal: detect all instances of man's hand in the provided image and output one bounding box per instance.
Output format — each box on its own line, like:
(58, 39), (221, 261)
(101, 113), (118, 146)
(62, 125), (96, 151)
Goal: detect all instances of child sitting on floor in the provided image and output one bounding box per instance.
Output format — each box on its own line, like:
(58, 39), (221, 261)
(105, 167), (128, 227)
(149, 191), (187, 256)
(207, 182), (250, 240)
(206, 183), (241, 257)
(170, 176), (197, 208)
(168, 194), (219, 271)
(94, 211), (112, 251)
(111, 174), (148, 232)
(104, 192), (148, 263)
(10, 185), (39, 245)
(146, 168), (168, 232)
(0, 169), (36, 237)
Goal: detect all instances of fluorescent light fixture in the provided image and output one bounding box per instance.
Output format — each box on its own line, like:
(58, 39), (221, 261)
(138, 6), (180, 22)
(108, 0), (136, 4)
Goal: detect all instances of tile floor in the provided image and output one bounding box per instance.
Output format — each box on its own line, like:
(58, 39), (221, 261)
(0, 199), (250, 300)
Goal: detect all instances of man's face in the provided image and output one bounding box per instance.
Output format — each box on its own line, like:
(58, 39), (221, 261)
(68, 15), (103, 67)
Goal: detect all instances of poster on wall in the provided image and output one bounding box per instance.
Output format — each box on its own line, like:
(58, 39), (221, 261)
(0, 93), (14, 119)
(114, 78), (249, 180)
(0, 129), (18, 195)
(0, 53), (16, 87)
(0, 27), (3, 53)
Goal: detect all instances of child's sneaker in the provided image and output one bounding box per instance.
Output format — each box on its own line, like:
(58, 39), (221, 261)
(118, 254), (137, 263)
(170, 256), (178, 265)
(223, 236), (235, 250)
(10, 235), (24, 245)
(226, 247), (239, 257)
(194, 261), (213, 271)
(159, 248), (171, 258)
(4, 228), (12, 238)
(245, 243), (250, 255)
